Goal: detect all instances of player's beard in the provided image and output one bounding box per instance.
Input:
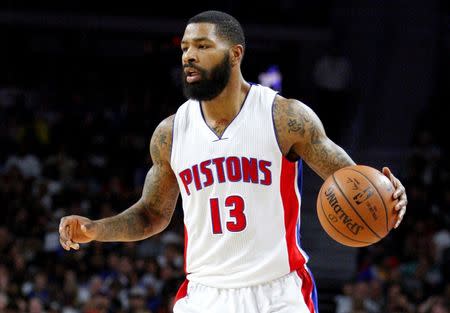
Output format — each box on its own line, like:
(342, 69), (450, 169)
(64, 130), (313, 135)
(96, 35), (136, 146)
(182, 52), (231, 101)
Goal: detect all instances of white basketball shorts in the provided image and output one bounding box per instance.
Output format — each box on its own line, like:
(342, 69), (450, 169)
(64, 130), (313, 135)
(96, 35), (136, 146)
(173, 267), (319, 313)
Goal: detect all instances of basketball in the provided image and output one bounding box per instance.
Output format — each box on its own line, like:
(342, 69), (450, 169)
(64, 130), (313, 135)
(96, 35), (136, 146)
(316, 165), (398, 247)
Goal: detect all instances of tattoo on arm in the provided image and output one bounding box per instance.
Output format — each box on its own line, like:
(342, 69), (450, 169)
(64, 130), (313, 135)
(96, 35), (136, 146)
(95, 207), (151, 242)
(274, 97), (354, 179)
(287, 119), (305, 135)
(302, 125), (354, 179)
(150, 121), (169, 166)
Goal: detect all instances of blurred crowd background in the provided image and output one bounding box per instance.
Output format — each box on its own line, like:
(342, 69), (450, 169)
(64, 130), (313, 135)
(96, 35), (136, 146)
(1, 1), (449, 313)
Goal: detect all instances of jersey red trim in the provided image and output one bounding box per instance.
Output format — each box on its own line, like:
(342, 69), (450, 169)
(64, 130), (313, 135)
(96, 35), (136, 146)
(296, 267), (317, 313)
(174, 279), (189, 303)
(280, 157), (306, 270)
(183, 225), (188, 274)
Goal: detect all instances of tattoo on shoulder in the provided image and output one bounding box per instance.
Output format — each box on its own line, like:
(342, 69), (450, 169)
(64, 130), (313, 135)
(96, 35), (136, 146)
(273, 97), (313, 156)
(150, 115), (175, 166)
(286, 101), (311, 136)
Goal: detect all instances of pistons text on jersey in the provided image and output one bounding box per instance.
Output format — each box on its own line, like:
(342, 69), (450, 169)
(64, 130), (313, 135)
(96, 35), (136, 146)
(178, 156), (272, 195)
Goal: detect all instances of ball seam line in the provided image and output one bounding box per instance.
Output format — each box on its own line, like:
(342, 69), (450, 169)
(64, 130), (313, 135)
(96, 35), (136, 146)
(319, 188), (372, 245)
(347, 168), (389, 233)
(331, 173), (381, 239)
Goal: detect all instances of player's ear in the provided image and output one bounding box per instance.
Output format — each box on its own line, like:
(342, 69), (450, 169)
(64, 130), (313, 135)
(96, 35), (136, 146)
(230, 44), (244, 66)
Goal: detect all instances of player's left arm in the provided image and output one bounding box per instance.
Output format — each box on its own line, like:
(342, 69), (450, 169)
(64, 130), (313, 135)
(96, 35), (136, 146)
(273, 96), (407, 227)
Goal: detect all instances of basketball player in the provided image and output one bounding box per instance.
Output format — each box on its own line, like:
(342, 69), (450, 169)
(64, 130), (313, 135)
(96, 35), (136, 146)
(59, 11), (408, 313)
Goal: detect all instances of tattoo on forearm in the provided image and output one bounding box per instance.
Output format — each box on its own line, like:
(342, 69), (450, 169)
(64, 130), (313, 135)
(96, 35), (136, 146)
(303, 130), (352, 177)
(141, 167), (177, 224)
(96, 209), (151, 241)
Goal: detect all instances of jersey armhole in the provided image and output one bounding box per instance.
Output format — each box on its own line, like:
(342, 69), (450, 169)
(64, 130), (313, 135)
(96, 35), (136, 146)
(169, 111), (178, 171)
(271, 94), (284, 156)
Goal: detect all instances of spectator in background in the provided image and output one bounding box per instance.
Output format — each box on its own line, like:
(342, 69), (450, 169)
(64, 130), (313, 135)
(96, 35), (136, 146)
(83, 291), (110, 313)
(127, 286), (152, 313)
(385, 282), (414, 313)
(78, 276), (104, 306)
(28, 297), (45, 313)
(335, 280), (380, 313)
(0, 292), (8, 313)
(4, 142), (42, 179)
(418, 295), (450, 313)
(22, 272), (50, 306)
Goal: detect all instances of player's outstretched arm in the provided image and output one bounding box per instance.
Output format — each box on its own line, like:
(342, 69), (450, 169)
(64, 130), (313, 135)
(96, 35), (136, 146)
(59, 115), (180, 250)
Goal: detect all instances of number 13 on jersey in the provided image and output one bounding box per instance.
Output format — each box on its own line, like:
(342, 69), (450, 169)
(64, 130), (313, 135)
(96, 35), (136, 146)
(209, 195), (247, 234)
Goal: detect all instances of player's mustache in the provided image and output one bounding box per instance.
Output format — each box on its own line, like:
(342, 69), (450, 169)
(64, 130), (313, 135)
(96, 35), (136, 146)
(183, 63), (206, 73)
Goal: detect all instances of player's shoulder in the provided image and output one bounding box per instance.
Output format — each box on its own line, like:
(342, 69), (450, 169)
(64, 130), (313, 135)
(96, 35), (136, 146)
(157, 114), (176, 132)
(174, 98), (193, 116)
(272, 95), (320, 156)
(273, 95), (313, 121)
(150, 114), (175, 165)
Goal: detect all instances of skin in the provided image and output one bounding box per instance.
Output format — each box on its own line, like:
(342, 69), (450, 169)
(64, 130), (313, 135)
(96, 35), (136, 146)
(59, 21), (407, 251)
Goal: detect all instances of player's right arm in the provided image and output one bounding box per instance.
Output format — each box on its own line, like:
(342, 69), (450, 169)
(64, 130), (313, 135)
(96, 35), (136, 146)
(59, 115), (180, 250)
(273, 96), (355, 179)
(273, 96), (407, 227)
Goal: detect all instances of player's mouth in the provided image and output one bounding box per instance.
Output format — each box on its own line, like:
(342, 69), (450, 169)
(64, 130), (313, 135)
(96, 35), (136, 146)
(185, 68), (201, 83)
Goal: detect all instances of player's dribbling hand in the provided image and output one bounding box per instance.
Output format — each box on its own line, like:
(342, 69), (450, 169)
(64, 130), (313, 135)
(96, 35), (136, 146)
(382, 167), (408, 228)
(59, 215), (98, 251)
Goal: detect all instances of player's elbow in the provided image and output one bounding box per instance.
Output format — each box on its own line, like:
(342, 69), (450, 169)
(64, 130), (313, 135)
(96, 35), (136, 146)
(138, 200), (174, 237)
(150, 214), (172, 235)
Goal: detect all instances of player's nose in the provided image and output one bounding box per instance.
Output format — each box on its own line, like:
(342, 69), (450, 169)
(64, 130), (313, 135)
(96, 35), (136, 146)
(182, 47), (198, 64)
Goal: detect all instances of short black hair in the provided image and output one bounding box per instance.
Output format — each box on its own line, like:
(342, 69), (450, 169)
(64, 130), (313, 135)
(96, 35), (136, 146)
(187, 10), (245, 49)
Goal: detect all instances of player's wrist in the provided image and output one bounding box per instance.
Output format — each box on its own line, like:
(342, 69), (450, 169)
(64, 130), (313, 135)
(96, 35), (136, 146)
(81, 219), (100, 241)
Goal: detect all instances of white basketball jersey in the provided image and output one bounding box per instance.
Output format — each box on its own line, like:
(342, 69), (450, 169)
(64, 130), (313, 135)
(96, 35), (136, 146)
(170, 84), (309, 288)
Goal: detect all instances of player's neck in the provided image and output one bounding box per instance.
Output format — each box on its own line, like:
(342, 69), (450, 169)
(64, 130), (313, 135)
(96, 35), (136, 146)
(201, 74), (250, 122)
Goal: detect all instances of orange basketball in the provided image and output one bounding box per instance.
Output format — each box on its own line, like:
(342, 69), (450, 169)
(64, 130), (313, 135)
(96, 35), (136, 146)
(316, 165), (398, 247)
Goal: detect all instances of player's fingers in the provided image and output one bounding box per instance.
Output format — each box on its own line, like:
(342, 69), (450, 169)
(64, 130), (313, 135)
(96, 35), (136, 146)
(62, 224), (72, 243)
(59, 227), (69, 243)
(394, 207), (406, 229)
(61, 225), (77, 249)
(67, 240), (80, 250)
(61, 237), (80, 251)
(67, 224), (73, 239)
(59, 218), (72, 240)
(65, 226), (80, 249)
(384, 167), (401, 184)
(60, 237), (70, 251)
(395, 196), (407, 227)
(393, 184), (405, 200)
(65, 238), (79, 250)
(382, 167), (393, 180)
(394, 216), (401, 229)
(395, 200), (407, 212)
(58, 217), (67, 235)
(395, 193), (408, 210)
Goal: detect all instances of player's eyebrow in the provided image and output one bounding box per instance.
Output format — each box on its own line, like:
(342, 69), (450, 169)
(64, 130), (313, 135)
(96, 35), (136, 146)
(181, 37), (212, 45)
